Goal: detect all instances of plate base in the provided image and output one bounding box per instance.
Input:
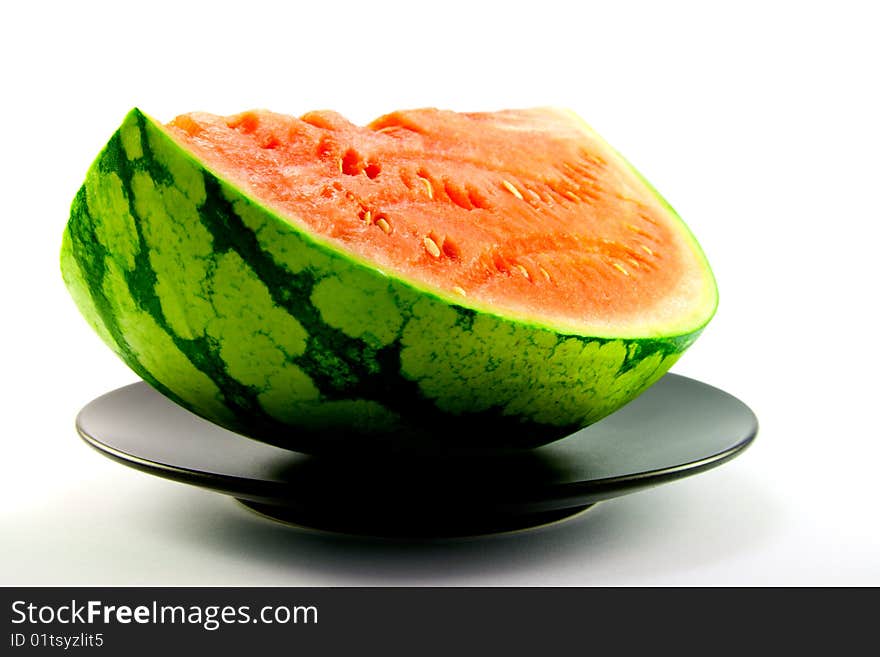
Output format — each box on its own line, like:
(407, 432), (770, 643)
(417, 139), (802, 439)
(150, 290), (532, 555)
(76, 374), (758, 538)
(236, 499), (596, 538)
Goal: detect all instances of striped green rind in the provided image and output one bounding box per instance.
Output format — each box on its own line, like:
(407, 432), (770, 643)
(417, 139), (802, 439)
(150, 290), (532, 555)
(60, 108), (704, 451)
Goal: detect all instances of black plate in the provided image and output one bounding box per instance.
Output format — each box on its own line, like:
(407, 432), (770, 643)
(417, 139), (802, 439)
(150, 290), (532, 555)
(76, 374), (757, 538)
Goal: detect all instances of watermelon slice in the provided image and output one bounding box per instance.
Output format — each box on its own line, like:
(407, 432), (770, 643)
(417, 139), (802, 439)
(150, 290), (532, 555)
(61, 107), (716, 451)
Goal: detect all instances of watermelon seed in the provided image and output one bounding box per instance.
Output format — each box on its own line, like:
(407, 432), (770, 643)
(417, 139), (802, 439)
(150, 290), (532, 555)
(453, 286), (467, 296)
(418, 175), (434, 199)
(625, 222), (649, 236)
(376, 217), (392, 234)
(579, 150), (606, 167)
(423, 236), (442, 258)
(502, 179), (524, 200)
(613, 263), (630, 276)
(562, 162), (579, 176)
(514, 264), (531, 281)
(638, 210), (660, 226)
(539, 266), (552, 282)
(563, 190), (580, 202)
(362, 210), (373, 224)
(581, 187), (602, 202)
(627, 258), (641, 269)
(640, 244), (654, 256)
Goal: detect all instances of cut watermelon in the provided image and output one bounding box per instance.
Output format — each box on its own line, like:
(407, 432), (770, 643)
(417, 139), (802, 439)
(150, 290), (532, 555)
(61, 107), (716, 451)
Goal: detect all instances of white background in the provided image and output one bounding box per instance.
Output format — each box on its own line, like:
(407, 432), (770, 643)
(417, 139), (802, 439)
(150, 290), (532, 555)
(2, 0), (878, 585)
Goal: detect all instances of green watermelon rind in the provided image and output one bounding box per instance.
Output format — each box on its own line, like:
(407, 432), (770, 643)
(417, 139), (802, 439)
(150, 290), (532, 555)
(60, 108), (713, 451)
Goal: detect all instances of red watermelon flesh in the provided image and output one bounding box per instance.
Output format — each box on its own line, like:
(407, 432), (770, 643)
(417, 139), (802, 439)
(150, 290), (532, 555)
(166, 107), (714, 338)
